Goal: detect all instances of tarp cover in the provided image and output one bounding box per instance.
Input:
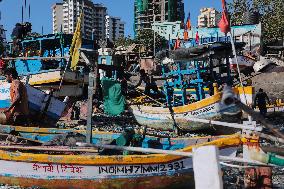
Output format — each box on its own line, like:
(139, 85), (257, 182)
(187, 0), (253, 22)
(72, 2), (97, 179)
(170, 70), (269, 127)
(102, 77), (126, 116)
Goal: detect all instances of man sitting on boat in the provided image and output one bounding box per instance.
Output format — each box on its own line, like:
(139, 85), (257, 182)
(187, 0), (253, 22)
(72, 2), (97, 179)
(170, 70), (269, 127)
(2, 68), (29, 125)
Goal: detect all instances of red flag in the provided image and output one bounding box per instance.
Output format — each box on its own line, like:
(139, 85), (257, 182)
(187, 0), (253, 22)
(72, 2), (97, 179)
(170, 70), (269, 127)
(218, 0), (230, 34)
(195, 31), (199, 44)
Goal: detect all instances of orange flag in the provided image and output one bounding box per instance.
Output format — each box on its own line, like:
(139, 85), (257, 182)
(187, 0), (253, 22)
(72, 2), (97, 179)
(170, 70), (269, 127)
(184, 24), (189, 41)
(184, 31), (189, 41)
(186, 13), (192, 30)
(174, 37), (181, 50)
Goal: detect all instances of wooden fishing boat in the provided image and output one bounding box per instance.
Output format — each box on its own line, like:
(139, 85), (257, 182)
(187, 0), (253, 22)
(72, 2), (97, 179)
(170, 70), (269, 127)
(0, 124), (234, 150)
(131, 42), (257, 131)
(0, 134), (242, 189)
(130, 90), (245, 131)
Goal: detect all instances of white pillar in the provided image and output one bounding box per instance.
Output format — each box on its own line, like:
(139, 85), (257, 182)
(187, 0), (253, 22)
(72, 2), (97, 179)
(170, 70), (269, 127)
(193, 145), (223, 189)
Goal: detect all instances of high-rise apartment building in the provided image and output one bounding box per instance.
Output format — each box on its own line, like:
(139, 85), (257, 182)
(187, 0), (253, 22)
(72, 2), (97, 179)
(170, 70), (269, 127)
(52, 0), (107, 40)
(134, 0), (184, 36)
(52, 3), (63, 34)
(105, 16), (125, 42)
(197, 8), (221, 28)
(93, 3), (107, 40)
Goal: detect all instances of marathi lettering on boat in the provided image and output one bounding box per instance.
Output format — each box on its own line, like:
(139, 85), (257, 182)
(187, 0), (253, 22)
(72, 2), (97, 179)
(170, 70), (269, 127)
(32, 163), (84, 174)
(189, 105), (215, 116)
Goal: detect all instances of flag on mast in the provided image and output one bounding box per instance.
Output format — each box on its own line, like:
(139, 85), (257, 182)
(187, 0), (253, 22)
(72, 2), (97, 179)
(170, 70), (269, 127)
(186, 12), (191, 30)
(218, 0), (230, 34)
(174, 35), (181, 50)
(183, 23), (189, 41)
(195, 31), (200, 45)
(70, 13), (83, 71)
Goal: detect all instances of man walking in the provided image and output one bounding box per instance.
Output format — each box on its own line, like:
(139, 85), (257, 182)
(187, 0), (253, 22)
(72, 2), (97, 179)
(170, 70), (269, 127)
(254, 88), (270, 117)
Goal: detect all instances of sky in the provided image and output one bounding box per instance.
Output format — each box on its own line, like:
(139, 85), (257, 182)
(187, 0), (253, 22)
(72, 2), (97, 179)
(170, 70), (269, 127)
(0, 0), (222, 40)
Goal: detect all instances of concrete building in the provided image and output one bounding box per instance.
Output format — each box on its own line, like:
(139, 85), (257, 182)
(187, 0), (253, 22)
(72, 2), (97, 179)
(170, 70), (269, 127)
(93, 3), (107, 40)
(134, 0), (184, 36)
(52, 0), (107, 40)
(197, 8), (221, 28)
(105, 16), (125, 42)
(152, 21), (182, 40)
(52, 3), (63, 34)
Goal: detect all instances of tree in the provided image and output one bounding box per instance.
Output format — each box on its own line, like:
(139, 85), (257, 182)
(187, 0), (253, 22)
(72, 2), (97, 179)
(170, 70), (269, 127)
(114, 35), (134, 48)
(0, 42), (5, 55)
(134, 29), (167, 53)
(228, 0), (284, 44)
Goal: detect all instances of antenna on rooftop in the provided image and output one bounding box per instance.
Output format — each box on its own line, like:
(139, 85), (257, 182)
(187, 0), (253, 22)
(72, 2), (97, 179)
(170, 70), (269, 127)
(28, 4), (31, 20)
(21, 5), (24, 23)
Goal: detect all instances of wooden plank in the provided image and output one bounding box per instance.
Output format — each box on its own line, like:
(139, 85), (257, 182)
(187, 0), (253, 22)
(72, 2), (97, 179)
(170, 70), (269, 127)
(193, 146), (223, 189)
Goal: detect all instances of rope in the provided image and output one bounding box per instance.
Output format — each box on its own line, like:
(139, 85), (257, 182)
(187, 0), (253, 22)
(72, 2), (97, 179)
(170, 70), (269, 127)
(134, 88), (165, 106)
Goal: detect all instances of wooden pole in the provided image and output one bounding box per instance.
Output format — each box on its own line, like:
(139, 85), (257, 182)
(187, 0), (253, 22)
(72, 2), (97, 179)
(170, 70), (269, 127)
(86, 72), (94, 144)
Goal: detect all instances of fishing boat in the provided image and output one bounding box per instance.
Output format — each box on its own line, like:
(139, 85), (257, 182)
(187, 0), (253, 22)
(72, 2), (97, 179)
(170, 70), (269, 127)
(130, 88), (248, 131)
(0, 134), (242, 189)
(130, 42), (254, 131)
(3, 32), (94, 97)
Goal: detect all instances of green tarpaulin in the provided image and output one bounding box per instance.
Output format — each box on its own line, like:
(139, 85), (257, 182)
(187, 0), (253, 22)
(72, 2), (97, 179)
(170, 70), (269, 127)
(101, 78), (126, 116)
